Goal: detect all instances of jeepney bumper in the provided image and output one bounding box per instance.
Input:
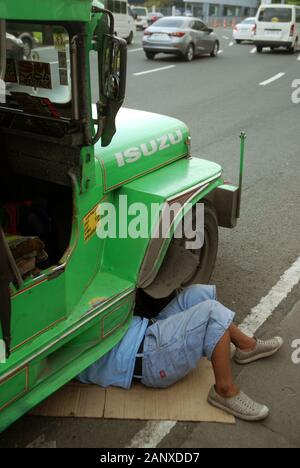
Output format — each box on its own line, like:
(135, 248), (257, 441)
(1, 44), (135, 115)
(212, 184), (239, 229)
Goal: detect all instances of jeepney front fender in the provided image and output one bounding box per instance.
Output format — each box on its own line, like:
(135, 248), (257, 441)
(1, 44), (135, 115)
(137, 182), (239, 292)
(100, 156), (239, 293)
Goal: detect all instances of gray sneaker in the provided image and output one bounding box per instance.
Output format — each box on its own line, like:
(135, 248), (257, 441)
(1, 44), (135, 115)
(234, 336), (283, 365)
(208, 386), (269, 422)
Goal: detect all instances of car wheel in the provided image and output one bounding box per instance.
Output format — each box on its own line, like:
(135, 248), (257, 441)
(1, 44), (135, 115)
(143, 202), (219, 298)
(145, 51), (156, 60)
(210, 41), (219, 57)
(22, 37), (32, 58)
(288, 38), (298, 54)
(235, 39), (241, 44)
(184, 43), (194, 62)
(256, 45), (263, 53)
(181, 202), (219, 286)
(126, 31), (134, 45)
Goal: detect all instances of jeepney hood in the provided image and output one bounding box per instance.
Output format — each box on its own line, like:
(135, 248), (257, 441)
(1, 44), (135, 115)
(95, 107), (190, 192)
(0, 0), (92, 21)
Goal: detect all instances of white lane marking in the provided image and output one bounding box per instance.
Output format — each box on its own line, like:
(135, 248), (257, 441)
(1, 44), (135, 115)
(133, 65), (175, 76)
(127, 421), (176, 448)
(239, 256), (300, 336)
(218, 50), (224, 55)
(229, 41), (234, 47)
(250, 47), (256, 54)
(128, 256), (300, 448)
(222, 35), (229, 40)
(259, 72), (286, 86)
(128, 48), (143, 53)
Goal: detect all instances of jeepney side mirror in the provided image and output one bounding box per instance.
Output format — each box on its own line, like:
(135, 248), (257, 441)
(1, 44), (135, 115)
(93, 33), (127, 147)
(100, 34), (127, 103)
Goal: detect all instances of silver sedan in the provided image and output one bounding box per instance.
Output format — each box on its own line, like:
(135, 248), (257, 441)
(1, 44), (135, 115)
(142, 16), (220, 61)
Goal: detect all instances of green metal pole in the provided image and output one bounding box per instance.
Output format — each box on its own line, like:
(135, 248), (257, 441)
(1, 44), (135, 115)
(237, 131), (246, 219)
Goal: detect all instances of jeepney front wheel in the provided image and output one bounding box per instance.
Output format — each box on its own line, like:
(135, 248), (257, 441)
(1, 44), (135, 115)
(180, 202), (219, 286)
(143, 202), (219, 299)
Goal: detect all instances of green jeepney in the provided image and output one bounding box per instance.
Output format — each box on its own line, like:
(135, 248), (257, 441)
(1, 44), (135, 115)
(0, 0), (244, 431)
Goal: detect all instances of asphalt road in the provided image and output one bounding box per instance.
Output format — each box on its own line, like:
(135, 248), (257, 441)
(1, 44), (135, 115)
(1, 29), (300, 448)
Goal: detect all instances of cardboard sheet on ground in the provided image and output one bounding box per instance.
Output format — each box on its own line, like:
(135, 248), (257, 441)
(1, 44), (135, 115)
(31, 359), (235, 423)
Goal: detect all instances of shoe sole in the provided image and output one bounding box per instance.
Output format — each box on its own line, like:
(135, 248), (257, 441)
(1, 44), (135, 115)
(208, 396), (269, 422)
(234, 342), (283, 365)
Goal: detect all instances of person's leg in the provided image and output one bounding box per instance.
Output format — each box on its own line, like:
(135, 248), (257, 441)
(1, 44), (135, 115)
(228, 324), (256, 351)
(205, 305), (270, 420)
(211, 329), (239, 398)
(142, 299), (235, 388)
(156, 284), (217, 321)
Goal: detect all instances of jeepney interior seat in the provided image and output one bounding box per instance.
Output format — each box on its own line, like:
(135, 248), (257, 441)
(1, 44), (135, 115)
(0, 130), (74, 273)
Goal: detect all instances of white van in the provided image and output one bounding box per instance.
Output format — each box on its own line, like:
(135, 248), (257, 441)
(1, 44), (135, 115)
(131, 5), (149, 30)
(253, 4), (300, 53)
(105, 0), (135, 44)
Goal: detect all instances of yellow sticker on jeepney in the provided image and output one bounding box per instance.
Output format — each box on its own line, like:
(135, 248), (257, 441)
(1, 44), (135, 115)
(83, 205), (100, 242)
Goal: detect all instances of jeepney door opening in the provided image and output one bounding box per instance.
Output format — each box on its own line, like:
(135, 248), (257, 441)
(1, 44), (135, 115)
(0, 21), (79, 281)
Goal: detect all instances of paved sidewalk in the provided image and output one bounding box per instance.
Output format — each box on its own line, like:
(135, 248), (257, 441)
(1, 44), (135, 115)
(180, 302), (300, 448)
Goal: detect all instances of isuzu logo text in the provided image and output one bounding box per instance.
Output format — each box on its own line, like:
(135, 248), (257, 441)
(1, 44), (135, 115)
(115, 129), (183, 167)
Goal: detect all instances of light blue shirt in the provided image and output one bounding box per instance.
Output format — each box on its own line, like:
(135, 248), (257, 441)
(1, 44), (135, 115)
(77, 316), (149, 389)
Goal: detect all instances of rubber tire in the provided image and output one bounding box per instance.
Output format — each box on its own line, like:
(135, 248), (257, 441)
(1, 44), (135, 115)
(184, 43), (194, 62)
(181, 202), (219, 286)
(126, 31), (134, 45)
(288, 39), (298, 54)
(145, 51), (155, 60)
(235, 40), (241, 44)
(210, 41), (219, 57)
(256, 45), (263, 53)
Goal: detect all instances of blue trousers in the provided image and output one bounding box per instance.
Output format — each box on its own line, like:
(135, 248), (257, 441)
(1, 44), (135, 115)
(141, 285), (235, 388)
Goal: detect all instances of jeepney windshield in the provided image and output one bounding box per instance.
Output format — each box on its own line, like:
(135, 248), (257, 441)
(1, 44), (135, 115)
(0, 22), (71, 116)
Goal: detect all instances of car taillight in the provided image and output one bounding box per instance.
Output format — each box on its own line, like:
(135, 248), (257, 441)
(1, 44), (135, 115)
(233, 26), (238, 31)
(144, 30), (151, 35)
(290, 24), (295, 37)
(252, 24), (257, 34)
(169, 32), (185, 38)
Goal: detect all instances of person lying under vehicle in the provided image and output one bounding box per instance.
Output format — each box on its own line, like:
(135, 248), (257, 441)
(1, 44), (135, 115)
(78, 284), (283, 422)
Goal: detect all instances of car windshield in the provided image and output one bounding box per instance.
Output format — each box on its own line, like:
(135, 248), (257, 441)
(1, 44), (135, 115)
(1, 22), (71, 114)
(132, 8), (147, 16)
(258, 8), (292, 23)
(242, 18), (255, 24)
(153, 18), (185, 28)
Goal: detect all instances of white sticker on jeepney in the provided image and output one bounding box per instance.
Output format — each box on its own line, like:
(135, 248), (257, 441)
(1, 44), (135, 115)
(114, 129), (184, 168)
(83, 204), (101, 242)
